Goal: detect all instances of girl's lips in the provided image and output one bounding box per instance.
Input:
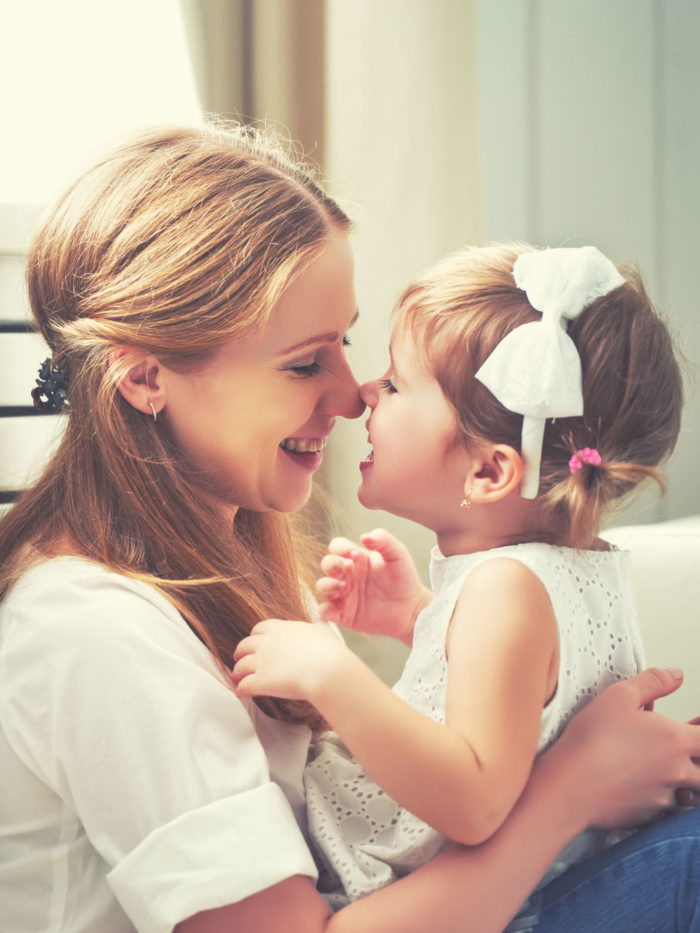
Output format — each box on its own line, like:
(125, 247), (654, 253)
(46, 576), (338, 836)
(359, 449), (374, 470)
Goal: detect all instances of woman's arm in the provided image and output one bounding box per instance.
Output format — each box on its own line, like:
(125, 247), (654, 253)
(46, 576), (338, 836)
(179, 668), (700, 933)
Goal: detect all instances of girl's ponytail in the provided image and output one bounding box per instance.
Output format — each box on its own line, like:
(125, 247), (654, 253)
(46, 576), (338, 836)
(540, 452), (665, 548)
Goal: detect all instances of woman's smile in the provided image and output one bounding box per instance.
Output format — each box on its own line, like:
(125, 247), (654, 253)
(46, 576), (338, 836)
(279, 435), (329, 454)
(158, 234), (362, 512)
(279, 434), (330, 472)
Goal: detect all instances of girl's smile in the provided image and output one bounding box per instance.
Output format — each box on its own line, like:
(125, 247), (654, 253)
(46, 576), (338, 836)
(357, 327), (472, 533)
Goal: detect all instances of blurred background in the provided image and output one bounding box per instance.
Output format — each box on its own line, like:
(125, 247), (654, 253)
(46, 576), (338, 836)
(2, 0), (698, 681)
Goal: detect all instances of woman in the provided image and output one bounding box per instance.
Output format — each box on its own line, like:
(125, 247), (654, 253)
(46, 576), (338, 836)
(0, 122), (699, 933)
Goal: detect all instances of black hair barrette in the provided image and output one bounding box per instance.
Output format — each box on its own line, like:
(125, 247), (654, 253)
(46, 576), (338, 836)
(31, 358), (70, 413)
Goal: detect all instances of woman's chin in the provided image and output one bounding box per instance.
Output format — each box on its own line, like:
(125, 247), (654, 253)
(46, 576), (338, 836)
(273, 480), (314, 513)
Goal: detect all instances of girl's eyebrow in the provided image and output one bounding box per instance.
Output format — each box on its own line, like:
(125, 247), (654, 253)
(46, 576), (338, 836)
(277, 309), (359, 356)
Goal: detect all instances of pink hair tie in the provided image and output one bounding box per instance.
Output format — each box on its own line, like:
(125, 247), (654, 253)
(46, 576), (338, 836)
(569, 447), (602, 473)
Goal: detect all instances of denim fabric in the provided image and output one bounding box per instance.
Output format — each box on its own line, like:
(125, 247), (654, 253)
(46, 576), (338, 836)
(524, 809), (700, 932)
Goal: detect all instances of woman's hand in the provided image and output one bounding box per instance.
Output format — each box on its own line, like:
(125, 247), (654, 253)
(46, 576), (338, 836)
(540, 667), (700, 830)
(315, 529), (432, 644)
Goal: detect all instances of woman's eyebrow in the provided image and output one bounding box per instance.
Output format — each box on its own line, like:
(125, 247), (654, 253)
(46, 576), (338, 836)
(278, 309), (359, 355)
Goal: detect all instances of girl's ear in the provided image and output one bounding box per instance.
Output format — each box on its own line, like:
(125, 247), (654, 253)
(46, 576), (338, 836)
(110, 346), (166, 417)
(468, 444), (524, 503)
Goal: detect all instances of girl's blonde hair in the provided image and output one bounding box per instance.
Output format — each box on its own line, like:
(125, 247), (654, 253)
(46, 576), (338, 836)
(0, 122), (352, 728)
(397, 243), (683, 547)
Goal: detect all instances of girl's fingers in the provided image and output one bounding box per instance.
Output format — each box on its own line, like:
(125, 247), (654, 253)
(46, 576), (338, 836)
(360, 528), (407, 560)
(230, 654), (256, 684)
(232, 636), (253, 662)
(327, 536), (359, 557)
(234, 671), (261, 697)
(232, 621), (283, 661)
(319, 553), (353, 579)
(315, 576), (348, 600)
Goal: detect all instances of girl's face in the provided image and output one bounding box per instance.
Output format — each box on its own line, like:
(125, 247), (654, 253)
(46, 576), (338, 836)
(159, 234), (363, 512)
(358, 323), (473, 531)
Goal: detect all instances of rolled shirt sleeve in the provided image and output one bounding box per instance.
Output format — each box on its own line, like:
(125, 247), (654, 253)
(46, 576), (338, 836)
(0, 559), (317, 932)
(108, 784), (315, 933)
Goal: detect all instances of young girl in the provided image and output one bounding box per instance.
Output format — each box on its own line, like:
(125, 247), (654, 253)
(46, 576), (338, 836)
(233, 243), (684, 917)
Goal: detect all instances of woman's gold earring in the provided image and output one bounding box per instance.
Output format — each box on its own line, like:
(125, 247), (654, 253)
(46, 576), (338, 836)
(148, 400), (157, 423)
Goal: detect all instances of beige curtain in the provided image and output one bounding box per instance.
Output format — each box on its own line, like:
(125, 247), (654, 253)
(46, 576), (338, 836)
(177, 0), (483, 683)
(179, 0), (325, 164)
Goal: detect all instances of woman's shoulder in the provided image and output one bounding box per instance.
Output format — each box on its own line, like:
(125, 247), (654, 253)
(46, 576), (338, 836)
(0, 556), (203, 664)
(6, 554), (165, 599)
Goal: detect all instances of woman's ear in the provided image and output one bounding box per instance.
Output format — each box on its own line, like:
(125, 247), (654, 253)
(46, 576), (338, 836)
(110, 347), (166, 417)
(468, 444), (524, 503)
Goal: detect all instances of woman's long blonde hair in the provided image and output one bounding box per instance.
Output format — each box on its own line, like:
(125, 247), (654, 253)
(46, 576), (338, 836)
(0, 123), (351, 728)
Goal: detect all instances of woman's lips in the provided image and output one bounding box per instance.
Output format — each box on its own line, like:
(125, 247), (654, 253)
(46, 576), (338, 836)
(279, 435), (328, 472)
(279, 436), (328, 453)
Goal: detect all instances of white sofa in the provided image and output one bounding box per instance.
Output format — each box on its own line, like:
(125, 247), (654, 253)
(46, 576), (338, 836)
(603, 515), (700, 722)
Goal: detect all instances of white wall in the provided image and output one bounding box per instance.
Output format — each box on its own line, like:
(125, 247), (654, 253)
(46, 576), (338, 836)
(477, 0), (700, 522)
(0, 206), (65, 512)
(323, 0), (482, 678)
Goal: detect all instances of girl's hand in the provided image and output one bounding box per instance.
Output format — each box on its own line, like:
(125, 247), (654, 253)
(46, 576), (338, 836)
(315, 529), (433, 644)
(541, 667), (700, 830)
(231, 619), (353, 703)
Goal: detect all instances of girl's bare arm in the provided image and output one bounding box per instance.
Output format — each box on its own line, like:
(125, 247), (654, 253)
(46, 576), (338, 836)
(178, 668), (700, 933)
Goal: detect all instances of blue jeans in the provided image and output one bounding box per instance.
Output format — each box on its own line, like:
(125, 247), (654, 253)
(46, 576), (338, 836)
(522, 809), (700, 932)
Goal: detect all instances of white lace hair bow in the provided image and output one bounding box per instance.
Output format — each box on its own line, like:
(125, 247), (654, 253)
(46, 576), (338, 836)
(475, 246), (625, 499)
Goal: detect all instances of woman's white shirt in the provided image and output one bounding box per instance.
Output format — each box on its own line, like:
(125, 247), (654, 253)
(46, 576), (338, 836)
(0, 557), (317, 933)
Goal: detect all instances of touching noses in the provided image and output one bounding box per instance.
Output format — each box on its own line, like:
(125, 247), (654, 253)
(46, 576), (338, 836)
(322, 354), (365, 419)
(359, 379), (378, 410)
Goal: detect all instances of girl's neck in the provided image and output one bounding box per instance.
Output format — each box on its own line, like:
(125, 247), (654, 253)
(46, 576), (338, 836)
(437, 527), (537, 558)
(436, 518), (608, 558)
(435, 496), (552, 558)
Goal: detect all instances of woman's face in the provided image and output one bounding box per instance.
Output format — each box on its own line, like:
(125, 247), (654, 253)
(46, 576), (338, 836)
(159, 234), (363, 512)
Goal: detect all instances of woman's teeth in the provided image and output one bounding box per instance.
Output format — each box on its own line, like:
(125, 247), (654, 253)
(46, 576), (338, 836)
(280, 437), (327, 453)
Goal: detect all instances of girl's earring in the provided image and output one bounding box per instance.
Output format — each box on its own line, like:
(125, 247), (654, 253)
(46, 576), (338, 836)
(148, 400), (158, 423)
(459, 489), (472, 510)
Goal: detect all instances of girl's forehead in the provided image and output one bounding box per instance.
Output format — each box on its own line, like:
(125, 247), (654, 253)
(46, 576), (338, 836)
(389, 325), (435, 380)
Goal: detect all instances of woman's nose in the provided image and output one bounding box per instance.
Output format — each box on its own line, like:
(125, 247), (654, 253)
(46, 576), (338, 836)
(324, 357), (365, 420)
(359, 379), (378, 409)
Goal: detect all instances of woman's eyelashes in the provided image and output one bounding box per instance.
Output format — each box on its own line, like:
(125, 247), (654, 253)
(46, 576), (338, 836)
(379, 378), (397, 393)
(287, 360), (321, 378)
(285, 334), (352, 378)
